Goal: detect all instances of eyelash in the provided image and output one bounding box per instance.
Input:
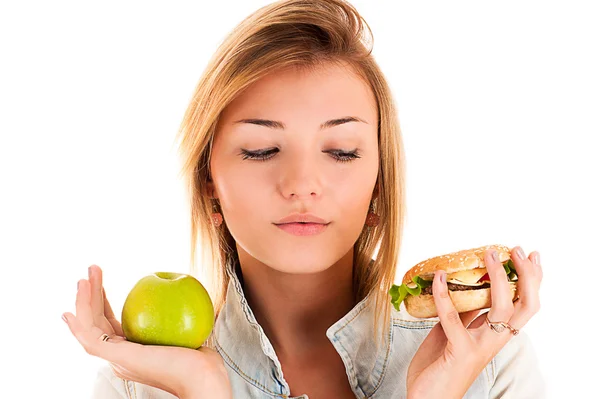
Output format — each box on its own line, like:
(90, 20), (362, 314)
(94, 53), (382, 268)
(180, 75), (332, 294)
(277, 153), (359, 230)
(240, 148), (361, 163)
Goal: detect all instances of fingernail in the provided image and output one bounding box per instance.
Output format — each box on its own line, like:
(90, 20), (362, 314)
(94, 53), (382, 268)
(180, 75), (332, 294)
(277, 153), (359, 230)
(77, 280), (80, 290)
(491, 250), (498, 262)
(516, 247), (525, 260)
(62, 314), (68, 323)
(533, 252), (540, 264)
(441, 271), (446, 284)
(88, 266), (92, 279)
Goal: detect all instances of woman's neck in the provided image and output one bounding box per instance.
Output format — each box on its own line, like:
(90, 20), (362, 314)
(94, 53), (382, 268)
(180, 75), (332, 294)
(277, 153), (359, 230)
(236, 247), (356, 362)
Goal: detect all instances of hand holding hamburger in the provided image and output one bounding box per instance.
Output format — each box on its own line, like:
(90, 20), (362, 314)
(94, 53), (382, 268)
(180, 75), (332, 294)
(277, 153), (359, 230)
(389, 244), (519, 318)
(394, 244), (543, 398)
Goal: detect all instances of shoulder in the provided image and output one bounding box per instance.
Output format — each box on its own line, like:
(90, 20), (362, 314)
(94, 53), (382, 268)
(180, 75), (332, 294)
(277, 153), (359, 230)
(391, 303), (439, 330)
(91, 363), (178, 399)
(388, 305), (438, 363)
(492, 329), (541, 375)
(490, 330), (546, 398)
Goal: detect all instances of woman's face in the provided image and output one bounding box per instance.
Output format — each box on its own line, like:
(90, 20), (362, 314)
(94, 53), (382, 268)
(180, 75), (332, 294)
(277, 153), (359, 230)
(209, 62), (379, 274)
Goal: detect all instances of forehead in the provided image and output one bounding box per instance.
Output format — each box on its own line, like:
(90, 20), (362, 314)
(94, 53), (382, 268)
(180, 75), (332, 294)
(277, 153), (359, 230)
(220, 62), (377, 125)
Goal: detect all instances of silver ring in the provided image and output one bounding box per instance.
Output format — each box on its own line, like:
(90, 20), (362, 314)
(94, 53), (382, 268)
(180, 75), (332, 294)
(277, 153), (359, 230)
(99, 333), (111, 342)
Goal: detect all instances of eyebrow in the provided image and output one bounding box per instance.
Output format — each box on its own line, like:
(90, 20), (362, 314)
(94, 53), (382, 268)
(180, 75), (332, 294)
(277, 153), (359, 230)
(232, 116), (368, 130)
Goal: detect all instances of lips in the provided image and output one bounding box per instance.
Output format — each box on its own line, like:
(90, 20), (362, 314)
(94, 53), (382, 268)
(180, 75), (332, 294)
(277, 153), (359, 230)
(275, 222), (329, 236)
(275, 213), (328, 225)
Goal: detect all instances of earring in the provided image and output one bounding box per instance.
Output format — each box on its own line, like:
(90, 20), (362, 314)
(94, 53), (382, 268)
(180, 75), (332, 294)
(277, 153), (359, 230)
(211, 199), (223, 227)
(365, 200), (380, 227)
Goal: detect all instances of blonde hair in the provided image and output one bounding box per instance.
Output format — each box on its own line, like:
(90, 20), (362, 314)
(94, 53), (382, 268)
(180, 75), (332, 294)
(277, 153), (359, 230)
(175, 0), (406, 350)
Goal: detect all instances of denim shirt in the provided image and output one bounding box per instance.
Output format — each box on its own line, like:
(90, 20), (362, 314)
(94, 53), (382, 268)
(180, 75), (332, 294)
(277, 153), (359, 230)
(92, 259), (546, 398)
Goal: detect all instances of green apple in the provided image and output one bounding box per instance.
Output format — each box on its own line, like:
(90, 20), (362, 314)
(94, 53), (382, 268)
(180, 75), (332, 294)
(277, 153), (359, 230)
(121, 272), (214, 349)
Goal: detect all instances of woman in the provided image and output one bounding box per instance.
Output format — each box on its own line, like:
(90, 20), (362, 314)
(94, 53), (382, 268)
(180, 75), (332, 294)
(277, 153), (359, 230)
(62, 0), (545, 397)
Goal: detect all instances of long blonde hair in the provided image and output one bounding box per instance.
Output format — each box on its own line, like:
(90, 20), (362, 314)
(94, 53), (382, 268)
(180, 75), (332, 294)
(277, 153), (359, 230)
(174, 0), (406, 350)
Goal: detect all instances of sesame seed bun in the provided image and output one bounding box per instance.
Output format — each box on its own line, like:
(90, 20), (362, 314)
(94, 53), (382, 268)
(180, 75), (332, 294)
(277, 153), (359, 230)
(402, 244), (517, 318)
(402, 244), (512, 284)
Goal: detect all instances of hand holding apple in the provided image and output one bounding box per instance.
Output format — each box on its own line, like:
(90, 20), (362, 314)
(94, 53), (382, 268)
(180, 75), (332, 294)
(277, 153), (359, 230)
(62, 265), (232, 399)
(122, 271), (215, 349)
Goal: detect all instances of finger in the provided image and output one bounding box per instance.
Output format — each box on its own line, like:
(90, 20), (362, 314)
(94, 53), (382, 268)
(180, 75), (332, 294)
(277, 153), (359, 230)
(529, 250), (543, 280)
(63, 311), (127, 361)
(76, 279), (95, 327)
(485, 249), (515, 326)
(63, 311), (115, 353)
(432, 270), (469, 345)
(509, 248), (542, 329)
(103, 287), (124, 336)
(89, 266), (118, 335)
(89, 265), (105, 325)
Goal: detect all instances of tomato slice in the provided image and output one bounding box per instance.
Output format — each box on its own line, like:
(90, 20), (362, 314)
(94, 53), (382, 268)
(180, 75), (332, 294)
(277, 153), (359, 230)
(478, 273), (490, 283)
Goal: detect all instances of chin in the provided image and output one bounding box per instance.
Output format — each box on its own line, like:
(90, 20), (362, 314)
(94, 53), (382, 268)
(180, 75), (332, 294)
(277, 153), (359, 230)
(261, 247), (342, 275)
(237, 226), (355, 274)
(266, 258), (332, 275)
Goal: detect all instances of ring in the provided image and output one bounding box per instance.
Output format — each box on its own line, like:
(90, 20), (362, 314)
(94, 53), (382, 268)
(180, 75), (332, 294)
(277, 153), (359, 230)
(485, 315), (519, 336)
(99, 333), (111, 342)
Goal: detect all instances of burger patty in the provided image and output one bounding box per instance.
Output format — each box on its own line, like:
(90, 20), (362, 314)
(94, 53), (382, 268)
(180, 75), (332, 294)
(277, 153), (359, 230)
(420, 282), (491, 295)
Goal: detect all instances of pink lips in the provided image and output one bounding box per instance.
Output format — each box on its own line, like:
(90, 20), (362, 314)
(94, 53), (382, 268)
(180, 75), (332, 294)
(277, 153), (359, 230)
(276, 222), (329, 236)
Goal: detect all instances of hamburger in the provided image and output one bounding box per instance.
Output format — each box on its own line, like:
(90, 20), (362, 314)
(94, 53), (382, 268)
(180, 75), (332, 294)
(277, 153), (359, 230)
(389, 244), (519, 318)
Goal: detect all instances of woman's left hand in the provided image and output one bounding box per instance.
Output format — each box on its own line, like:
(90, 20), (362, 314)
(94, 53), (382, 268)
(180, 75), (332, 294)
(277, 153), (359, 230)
(406, 246), (543, 399)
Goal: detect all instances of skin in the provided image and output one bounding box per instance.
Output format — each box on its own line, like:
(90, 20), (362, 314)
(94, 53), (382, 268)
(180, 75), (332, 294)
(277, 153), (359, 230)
(206, 61), (379, 395)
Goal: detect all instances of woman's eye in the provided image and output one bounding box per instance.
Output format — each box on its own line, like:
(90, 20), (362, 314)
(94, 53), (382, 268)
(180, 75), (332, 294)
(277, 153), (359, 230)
(240, 148), (278, 161)
(239, 148), (361, 163)
(328, 149), (361, 163)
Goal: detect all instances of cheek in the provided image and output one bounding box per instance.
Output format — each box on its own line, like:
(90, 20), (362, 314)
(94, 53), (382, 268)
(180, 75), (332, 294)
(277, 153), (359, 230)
(333, 184), (372, 235)
(329, 160), (378, 212)
(217, 171), (268, 222)
(211, 144), (267, 213)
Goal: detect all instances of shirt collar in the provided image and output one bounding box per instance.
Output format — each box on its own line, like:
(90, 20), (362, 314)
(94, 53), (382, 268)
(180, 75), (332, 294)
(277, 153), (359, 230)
(213, 257), (393, 398)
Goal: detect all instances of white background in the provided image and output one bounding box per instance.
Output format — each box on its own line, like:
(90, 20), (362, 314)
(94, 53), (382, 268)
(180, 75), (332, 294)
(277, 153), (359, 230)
(1, 0), (597, 397)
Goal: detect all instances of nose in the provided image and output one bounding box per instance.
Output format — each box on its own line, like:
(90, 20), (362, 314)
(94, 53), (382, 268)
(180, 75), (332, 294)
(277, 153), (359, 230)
(278, 151), (323, 200)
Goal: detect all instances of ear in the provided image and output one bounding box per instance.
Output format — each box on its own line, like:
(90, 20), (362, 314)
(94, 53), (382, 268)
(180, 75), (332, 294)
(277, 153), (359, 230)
(205, 181), (219, 200)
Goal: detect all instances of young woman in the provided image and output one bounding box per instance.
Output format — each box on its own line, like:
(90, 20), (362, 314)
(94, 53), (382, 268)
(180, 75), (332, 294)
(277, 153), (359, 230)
(62, 1), (545, 398)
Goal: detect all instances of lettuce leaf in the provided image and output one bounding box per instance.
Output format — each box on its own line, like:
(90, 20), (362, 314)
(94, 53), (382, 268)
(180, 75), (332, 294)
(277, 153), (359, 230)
(389, 275), (433, 311)
(389, 259), (518, 311)
(503, 259), (520, 281)
(505, 259), (519, 281)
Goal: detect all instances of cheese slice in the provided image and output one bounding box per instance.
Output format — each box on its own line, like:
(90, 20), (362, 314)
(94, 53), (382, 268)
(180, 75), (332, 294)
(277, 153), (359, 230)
(447, 279), (486, 286)
(446, 268), (488, 286)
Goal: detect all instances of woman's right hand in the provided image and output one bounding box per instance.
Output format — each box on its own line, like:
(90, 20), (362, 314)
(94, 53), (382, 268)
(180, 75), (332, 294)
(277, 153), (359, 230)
(62, 265), (232, 399)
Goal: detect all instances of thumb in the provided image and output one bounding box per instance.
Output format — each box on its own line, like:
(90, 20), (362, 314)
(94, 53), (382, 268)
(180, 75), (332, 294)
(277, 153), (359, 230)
(432, 270), (469, 345)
